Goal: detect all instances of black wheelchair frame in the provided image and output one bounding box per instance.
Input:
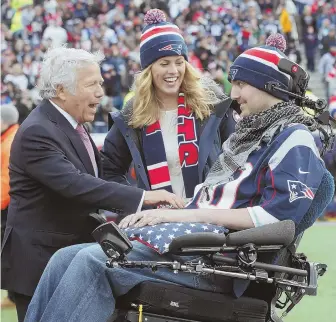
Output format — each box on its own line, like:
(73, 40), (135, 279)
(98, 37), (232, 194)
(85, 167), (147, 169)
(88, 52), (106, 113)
(92, 220), (327, 322)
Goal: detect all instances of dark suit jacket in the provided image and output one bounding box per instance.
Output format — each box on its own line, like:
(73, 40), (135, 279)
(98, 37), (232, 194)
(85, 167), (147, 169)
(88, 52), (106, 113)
(1, 100), (143, 296)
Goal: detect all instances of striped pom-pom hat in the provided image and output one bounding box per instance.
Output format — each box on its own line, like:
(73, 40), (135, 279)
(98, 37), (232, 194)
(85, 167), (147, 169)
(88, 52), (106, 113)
(140, 9), (188, 69)
(228, 33), (291, 101)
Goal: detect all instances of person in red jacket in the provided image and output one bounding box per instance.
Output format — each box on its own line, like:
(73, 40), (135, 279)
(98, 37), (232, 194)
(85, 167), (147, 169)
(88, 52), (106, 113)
(1, 103), (19, 309)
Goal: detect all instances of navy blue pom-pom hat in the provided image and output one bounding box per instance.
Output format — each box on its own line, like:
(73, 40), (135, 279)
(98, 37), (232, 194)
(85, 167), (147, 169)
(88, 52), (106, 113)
(228, 33), (291, 101)
(140, 9), (188, 69)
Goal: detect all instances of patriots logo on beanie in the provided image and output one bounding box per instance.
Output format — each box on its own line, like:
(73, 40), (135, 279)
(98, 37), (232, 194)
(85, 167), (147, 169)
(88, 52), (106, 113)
(229, 68), (238, 81)
(228, 33), (291, 101)
(159, 44), (183, 55)
(140, 9), (188, 69)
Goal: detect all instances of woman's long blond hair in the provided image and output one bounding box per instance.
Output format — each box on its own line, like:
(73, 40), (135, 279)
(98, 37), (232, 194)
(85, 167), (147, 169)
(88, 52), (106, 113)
(129, 61), (224, 128)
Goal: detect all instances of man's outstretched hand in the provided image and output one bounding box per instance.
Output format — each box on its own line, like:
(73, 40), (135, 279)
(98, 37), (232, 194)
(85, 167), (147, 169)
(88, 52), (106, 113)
(143, 190), (185, 209)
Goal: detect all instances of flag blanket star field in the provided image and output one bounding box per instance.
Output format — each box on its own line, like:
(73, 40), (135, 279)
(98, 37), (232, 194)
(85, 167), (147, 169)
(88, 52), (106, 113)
(124, 222), (228, 254)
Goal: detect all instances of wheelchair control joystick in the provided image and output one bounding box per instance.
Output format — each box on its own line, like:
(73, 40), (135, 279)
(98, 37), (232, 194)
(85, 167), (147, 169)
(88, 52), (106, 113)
(92, 222), (133, 266)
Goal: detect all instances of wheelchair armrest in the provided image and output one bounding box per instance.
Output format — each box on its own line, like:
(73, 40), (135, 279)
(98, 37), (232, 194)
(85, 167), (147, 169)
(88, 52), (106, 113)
(169, 232), (226, 254)
(225, 220), (295, 246)
(169, 221), (295, 255)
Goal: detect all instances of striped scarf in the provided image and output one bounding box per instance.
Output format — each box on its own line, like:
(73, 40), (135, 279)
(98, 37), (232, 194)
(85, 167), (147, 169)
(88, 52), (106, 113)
(142, 92), (199, 198)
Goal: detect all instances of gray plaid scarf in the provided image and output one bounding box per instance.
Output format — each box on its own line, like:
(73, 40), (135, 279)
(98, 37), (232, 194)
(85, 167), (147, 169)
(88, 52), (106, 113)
(203, 100), (319, 188)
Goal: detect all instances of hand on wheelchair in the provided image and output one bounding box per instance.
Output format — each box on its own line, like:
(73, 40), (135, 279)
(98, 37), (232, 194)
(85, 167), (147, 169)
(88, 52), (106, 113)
(119, 209), (173, 229)
(143, 190), (186, 208)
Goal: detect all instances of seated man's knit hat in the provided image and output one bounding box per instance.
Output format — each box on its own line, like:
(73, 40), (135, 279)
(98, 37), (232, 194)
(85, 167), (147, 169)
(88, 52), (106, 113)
(228, 33), (291, 101)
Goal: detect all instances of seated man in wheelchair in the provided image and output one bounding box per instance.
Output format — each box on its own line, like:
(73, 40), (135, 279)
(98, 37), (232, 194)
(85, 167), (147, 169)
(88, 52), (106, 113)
(25, 34), (335, 322)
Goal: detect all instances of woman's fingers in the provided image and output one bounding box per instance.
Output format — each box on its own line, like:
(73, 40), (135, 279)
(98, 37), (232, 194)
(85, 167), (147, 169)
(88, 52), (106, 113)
(118, 215), (132, 229)
(174, 196), (185, 209)
(119, 213), (140, 229)
(167, 195), (185, 209)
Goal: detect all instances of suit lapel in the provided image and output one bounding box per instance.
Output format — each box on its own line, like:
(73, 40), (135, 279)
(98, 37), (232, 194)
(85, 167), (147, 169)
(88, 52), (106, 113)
(90, 135), (102, 177)
(42, 100), (96, 176)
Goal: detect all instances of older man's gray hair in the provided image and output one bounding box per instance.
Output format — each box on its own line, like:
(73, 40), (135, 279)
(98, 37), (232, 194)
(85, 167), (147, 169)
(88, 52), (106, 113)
(37, 45), (105, 99)
(1, 104), (19, 126)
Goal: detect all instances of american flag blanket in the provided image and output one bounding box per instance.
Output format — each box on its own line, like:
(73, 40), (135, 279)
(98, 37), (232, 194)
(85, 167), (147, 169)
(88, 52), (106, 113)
(124, 222), (228, 254)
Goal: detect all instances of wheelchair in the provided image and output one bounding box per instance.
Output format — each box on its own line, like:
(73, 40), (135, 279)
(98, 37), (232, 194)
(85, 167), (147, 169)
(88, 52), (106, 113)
(92, 169), (334, 322)
(89, 48), (336, 322)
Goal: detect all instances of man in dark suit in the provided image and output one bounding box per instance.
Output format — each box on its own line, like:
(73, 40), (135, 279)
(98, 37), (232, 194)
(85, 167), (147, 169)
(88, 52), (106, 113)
(1, 47), (183, 322)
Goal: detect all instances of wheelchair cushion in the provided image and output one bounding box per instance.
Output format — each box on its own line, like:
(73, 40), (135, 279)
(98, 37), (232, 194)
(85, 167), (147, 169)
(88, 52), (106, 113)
(124, 223), (228, 254)
(116, 281), (268, 322)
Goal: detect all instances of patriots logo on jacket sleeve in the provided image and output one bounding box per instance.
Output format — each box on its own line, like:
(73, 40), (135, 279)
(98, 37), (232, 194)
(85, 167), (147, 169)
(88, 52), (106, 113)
(124, 223), (228, 254)
(287, 180), (315, 203)
(159, 44), (183, 55)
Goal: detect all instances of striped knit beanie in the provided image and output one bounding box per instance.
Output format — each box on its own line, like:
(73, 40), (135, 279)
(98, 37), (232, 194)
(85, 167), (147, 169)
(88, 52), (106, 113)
(140, 9), (188, 69)
(228, 34), (291, 101)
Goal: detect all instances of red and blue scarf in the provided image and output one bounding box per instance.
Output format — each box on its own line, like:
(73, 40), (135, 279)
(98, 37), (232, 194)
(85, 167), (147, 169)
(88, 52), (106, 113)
(142, 92), (199, 198)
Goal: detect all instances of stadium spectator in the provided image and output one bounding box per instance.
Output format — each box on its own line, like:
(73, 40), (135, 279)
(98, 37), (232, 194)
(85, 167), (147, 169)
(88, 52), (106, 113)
(1, 103), (19, 310)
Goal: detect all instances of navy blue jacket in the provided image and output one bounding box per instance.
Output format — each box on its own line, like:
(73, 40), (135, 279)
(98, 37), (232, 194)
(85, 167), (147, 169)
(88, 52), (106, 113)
(101, 98), (236, 191)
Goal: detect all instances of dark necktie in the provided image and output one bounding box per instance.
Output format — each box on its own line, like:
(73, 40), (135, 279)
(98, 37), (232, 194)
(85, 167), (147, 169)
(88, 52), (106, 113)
(76, 124), (98, 176)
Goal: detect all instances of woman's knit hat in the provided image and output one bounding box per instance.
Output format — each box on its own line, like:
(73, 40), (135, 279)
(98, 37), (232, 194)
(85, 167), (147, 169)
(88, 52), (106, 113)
(140, 9), (188, 69)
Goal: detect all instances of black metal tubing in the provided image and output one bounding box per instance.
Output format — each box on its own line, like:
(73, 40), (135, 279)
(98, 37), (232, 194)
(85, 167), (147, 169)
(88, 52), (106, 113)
(178, 244), (283, 254)
(212, 254), (308, 277)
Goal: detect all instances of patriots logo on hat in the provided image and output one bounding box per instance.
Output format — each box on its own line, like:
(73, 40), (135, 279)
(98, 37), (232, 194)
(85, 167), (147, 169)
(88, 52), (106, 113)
(288, 180), (314, 203)
(159, 44), (183, 55)
(229, 68), (238, 81)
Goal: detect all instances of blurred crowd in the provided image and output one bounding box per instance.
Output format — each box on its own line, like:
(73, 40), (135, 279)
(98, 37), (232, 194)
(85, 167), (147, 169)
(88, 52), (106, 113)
(1, 0), (335, 217)
(1, 0), (336, 129)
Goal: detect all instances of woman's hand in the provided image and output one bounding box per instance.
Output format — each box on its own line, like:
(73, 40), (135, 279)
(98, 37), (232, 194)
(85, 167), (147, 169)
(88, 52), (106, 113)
(119, 209), (174, 229)
(143, 190), (185, 209)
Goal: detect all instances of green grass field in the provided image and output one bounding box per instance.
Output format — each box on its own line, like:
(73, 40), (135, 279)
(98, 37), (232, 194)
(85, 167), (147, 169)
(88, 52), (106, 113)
(1, 224), (335, 322)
